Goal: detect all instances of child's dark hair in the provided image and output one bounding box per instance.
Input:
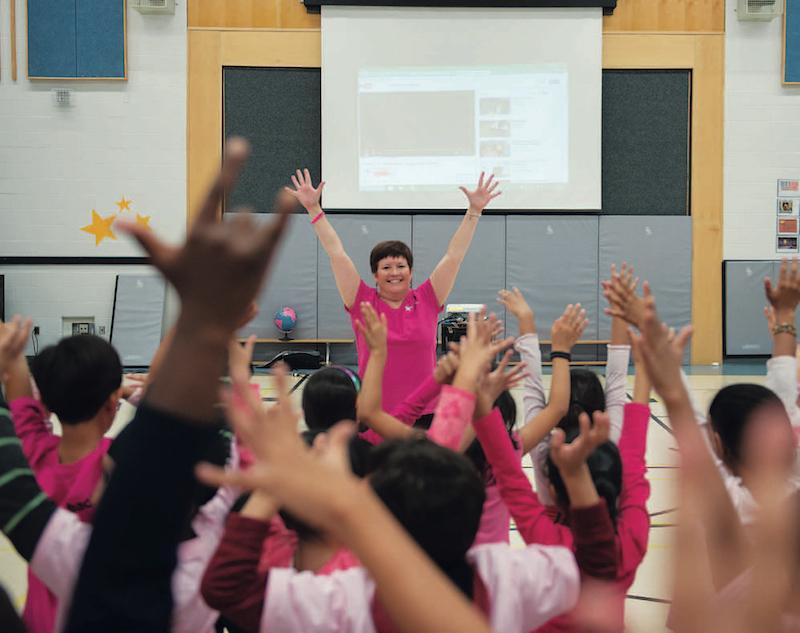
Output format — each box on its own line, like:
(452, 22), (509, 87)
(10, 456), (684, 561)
(302, 367), (359, 432)
(557, 369), (606, 436)
(369, 241), (414, 273)
(464, 390), (517, 483)
(546, 428), (622, 524)
(30, 334), (122, 425)
(708, 384), (785, 472)
(280, 431), (373, 541)
(366, 438), (485, 598)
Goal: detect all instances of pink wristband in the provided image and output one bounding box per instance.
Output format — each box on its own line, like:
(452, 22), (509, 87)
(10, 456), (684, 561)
(311, 211), (325, 225)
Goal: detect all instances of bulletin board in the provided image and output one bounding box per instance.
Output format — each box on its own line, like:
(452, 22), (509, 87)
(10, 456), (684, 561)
(27, 0), (126, 80)
(784, 0), (800, 85)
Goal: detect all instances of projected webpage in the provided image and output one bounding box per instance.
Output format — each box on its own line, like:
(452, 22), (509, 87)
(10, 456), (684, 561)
(357, 67), (568, 193)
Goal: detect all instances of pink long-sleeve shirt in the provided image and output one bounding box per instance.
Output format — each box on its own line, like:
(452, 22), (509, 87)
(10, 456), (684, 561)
(11, 396), (112, 633)
(358, 374), (442, 446)
(473, 401), (651, 633)
(428, 385), (522, 545)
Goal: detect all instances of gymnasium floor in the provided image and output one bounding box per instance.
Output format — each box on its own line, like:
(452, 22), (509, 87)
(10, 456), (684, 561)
(0, 364), (769, 632)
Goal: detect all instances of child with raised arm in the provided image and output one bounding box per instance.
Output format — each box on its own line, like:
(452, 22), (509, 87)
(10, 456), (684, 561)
(0, 327), (241, 633)
(199, 312), (585, 633)
(1, 328), (121, 633)
(470, 325), (652, 632)
(605, 261), (800, 526)
(357, 302), (579, 545)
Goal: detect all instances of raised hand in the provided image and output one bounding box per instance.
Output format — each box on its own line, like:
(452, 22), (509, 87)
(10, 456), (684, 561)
(198, 362), (359, 532)
(549, 410), (610, 476)
(475, 350), (527, 418)
(497, 287), (536, 334)
(550, 303), (588, 353)
(0, 316), (31, 378)
(118, 138), (291, 338)
(285, 168), (325, 215)
(459, 172), (501, 213)
(629, 293), (692, 404)
(355, 303), (388, 355)
(433, 349), (461, 385)
(454, 311), (514, 392)
(764, 257), (800, 317)
(602, 263), (647, 328)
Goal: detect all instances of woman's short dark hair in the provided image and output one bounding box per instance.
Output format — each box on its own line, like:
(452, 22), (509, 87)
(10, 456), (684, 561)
(369, 241), (413, 273)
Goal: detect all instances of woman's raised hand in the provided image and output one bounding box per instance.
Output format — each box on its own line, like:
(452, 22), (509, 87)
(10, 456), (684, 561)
(459, 172), (501, 213)
(285, 168), (325, 215)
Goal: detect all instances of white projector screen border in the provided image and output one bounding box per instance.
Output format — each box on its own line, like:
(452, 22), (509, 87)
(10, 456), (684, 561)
(321, 6), (602, 210)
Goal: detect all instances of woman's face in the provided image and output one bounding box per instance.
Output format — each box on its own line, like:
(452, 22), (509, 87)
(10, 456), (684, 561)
(374, 256), (412, 300)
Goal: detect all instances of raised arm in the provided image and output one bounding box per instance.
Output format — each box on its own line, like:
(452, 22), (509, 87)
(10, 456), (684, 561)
(201, 491), (279, 632)
(286, 169), (360, 308)
(499, 287), (545, 421)
(429, 173), (501, 305)
(605, 264), (636, 443)
(355, 303), (417, 441)
(763, 258), (800, 427)
(0, 321), (57, 562)
(63, 139), (292, 633)
(1, 317), (33, 402)
(631, 292), (746, 591)
(519, 303), (587, 453)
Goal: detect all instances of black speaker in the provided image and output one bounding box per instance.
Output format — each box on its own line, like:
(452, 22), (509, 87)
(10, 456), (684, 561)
(0, 275), (4, 322)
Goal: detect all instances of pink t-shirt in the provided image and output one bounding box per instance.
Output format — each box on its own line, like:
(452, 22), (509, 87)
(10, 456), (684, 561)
(348, 279), (442, 414)
(11, 397), (111, 633)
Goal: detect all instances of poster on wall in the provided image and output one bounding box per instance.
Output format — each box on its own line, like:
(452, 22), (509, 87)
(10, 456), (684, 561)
(778, 235), (799, 253)
(778, 179), (800, 196)
(778, 198), (800, 215)
(778, 217), (799, 234)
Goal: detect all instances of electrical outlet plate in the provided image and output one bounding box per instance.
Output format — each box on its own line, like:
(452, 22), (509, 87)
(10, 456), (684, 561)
(62, 317), (95, 338)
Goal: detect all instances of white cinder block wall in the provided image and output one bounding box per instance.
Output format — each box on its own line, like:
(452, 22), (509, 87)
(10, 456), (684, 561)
(0, 3), (186, 353)
(725, 1), (800, 259)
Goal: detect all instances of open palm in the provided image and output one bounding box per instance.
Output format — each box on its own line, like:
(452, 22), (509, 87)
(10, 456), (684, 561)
(459, 172), (501, 212)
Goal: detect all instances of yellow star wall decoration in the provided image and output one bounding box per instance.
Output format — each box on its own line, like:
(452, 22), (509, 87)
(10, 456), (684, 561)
(81, 210), (117, 246)
(80, 196), (156, 246)
(116, 196), (132, 212)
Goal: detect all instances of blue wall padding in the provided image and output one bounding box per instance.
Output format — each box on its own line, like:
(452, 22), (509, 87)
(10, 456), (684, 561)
(27, 0), (78, 78)
(786, 0), (800, 83)
(76, 0), (125, 78)
(27, 0), (124, 79)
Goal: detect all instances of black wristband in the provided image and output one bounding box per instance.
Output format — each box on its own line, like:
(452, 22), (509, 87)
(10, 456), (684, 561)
(550, 351), (572, 362)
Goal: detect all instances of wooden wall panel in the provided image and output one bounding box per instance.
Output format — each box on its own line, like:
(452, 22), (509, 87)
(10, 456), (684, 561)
(188, 0), (319, 29)
(604, 33), (724, 363)
(189, 0), (722, 32)
(603, 0), (724, 32)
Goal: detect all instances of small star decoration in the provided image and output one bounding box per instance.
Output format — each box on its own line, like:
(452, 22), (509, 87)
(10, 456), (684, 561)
(81, 196), (153, 245)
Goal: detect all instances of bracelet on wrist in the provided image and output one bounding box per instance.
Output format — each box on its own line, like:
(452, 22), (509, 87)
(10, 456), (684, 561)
(311, 211), (325, 225)
(773, 323), (797, 337)
(550, 351), (572, 362)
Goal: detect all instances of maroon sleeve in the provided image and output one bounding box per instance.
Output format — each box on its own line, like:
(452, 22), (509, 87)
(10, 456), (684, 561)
(200, 512), (270, 633)
(569, 502), (618, 581)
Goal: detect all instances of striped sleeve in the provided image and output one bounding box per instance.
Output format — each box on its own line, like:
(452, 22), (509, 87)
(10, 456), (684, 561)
(0, 394), (56, 560)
